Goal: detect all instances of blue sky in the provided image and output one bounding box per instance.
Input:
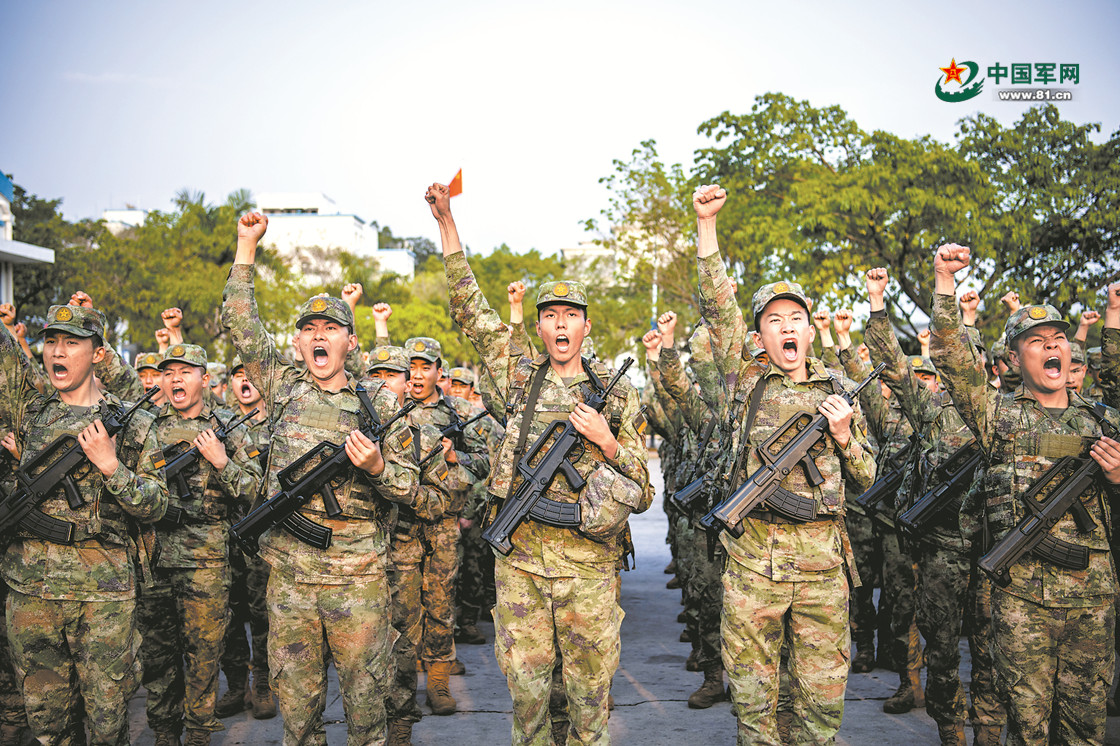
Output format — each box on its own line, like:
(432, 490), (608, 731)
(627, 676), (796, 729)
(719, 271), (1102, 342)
(4, 0), (1118, 255)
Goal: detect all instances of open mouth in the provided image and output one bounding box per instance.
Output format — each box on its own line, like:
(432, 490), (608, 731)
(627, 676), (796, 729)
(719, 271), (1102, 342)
(311, 346), (329, 368)
(1043, 356), (1063, 379)
(241, 383), (252, 397)
(170, 386), (187, 404)
(781, 339), (798, 362)
(555, 334), (570, 354)
(51, 363), (69, 382)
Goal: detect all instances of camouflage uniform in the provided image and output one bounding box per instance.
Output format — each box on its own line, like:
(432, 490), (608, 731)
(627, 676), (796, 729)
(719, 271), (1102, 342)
(865, 315), (1004, 739)
(222, 273), (419, 746)
(698, 263), (876, 746)
(0, 306), (168, 746)
(138, 344), (263, 738)
(932, 298), (1118, 746)
(444, 260), (650, 746)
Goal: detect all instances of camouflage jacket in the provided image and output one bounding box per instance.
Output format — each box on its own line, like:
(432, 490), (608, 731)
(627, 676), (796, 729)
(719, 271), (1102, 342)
(931, 293), (1119, 606)
(150, 402), (263, 568)
(0, 326), (167, 601)
(392, 421), (448, 562)
(465, 412), (505, 522)
(444, 251), (650, 579)
(406, 394), (489, 517)
(222, 264), (419, 582)
(698, 252), (876, 582)
(1098, 328), (1120, 409)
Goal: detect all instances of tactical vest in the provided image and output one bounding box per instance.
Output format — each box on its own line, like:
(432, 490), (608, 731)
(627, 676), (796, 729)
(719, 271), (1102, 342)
(155, 411), (242, 523)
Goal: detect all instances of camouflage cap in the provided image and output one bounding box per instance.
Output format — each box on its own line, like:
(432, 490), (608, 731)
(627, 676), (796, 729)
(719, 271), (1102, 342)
(1069, 340), (1086, 365)
(405, 337), (442, 363)
(134, 351), (163, 371)
(991, 335), (1009, 363)
(536, 281), (588, 309)
(449, 366), (476, 386)
(582, 336), (597, 360)
(908, 355), (937, 376)
(1004, 304), (1070, 343)
(207, 362), (228, 385)
(751, 281), (811, 327)
(1088, 346), (1102, 369)
(159, 343), (208, 370)
(368, 345), (409, 373)
(229, 355), (245, 375)
(41, 304), (105, 341)
(295, 294), (354, 330)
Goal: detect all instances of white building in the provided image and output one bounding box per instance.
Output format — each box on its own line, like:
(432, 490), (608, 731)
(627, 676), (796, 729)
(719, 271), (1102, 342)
(0, 173), (55, 305)
(101, 207), (148, 236)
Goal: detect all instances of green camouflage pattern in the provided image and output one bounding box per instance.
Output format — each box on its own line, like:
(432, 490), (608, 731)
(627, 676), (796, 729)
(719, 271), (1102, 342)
(1004, 304), (1069, 342)
(535, 280), (588, 309)
(405, 336), (442, 364)
(368, 345), (408, 374)
(39, 304), (105, 340)
(0, 585), (26, 729)
(1097, 328), (1120, 409)
(160, 343), (208, 370)
(295, 294), (354, 330)
(750, 280), (810, 326)
(135, 351), (163, 371)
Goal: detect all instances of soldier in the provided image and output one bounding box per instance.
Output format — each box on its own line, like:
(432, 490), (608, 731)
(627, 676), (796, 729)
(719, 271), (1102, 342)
(138, 344), (262, 746)
(135, 351), (169, 408)
(931, 243), (1119, 745)
(693, 184), (876, 745)
(0, 297), (168, 745)
(215, 355), (276, 720)
(222, 212), (419, 746)
(428, 181), (650, 746)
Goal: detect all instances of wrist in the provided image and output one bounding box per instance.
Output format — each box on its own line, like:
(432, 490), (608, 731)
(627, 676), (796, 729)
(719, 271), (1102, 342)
(836, 332), (852, 351)
(99, 457), (120, 479)
(934, 271), (957, 296)
(869, 294), (885, 312)
(962, 312), (977, 326)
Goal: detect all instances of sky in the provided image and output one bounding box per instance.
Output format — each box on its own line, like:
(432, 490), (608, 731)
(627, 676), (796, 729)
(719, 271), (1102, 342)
(4, 0), (1118, 257)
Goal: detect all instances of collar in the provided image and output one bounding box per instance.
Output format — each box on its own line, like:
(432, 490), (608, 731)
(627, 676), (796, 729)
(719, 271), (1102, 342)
(763, 357), (832, 384)
(297, 366), (359, 394)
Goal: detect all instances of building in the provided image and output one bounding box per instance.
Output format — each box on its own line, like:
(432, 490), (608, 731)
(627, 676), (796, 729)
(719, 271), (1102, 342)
(0, 172), (55, 305)
(101, 206), (148, 236)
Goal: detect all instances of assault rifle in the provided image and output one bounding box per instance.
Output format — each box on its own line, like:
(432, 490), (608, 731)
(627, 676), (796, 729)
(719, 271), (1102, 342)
(852, 435), (918, 528)
(979, 447), (1108, 587)
(230, 396), (417, 555)
(0, 387), (160, 543)
(153, 408), (260, 528)
(701, 363), (885, 537)
(417, 409), (489, 470)
(897, 439), (982, 537)
(483, 358), (633, 555)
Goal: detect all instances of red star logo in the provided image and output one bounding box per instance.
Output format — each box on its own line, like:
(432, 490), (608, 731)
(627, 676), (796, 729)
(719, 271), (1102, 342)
(940, 59), (966, 85)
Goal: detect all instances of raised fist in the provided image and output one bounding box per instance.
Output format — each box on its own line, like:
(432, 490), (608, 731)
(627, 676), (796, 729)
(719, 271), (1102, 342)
(692, 185), (727, 220)
(237, 212), (268, 242)
(1000, 291), (1021, 313)
(917, 328), (932, 345)
(425, 183), (452, 219)
(371, 303), (393, 323)
(342, 283), (364, 307)
(1080, 309), (1101, 327)
(507, 281), (527, 306)
(0, 304), (15, 326)
(641, 329), (663, 354)
(1109, 283), (1120, 311)
(656, 311), (678, 337)
(161, 307), (183, 329)
(69, 291), (94, 308)
(812, 310), (831, 333)
(833, 309), (854, 334)
(13, 323), (26, 341)
(866, 268), (889, 298)
(934, 243), (971, 276)
(155, 328), (171, 348)
(857, 343), (871, 363)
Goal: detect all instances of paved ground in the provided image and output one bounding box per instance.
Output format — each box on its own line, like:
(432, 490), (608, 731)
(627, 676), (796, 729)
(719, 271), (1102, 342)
(122, 456), (1120, 745)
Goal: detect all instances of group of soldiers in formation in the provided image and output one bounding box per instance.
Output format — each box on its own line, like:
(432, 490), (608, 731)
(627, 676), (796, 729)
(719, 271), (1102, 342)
(0, 179), (1112, 746)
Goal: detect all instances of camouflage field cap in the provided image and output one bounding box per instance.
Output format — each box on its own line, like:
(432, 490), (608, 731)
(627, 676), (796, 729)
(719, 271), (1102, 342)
(229, 355), (245, 375)
(134, 351), (163, 371)
(449, 366), (476, 386)
(207, 362), (228, 385)
(368, 345), (409, 373)
(295, 294), (354, 330)
(536, 281), (588, 310)
(159, 343), (208, 370)
(1088, 346), (1102, 369)
(751, 281), (810, 326)
(1004, 304), (1070, 343)
(1069, 340), (1086, 365)
(42, 304), (105, 341)
(909, 355), (937, 376)
(990, 336), (1009, 363)
(583, 336), (597, 360)
(405, 337), (442, 363)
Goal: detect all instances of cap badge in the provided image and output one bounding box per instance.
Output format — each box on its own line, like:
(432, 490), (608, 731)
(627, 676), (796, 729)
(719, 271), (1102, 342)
(773, 282), (789, 293)
(172, 345), (185, 357)
(377, 350), (390, 361)
(1028, 307), (1047, 320)
(554, 282), (569, 297)
(912, 357), (923, 366)
(55, 307), (73, 322)
(310, 298), (328, 313)
(413, 342), (426, 352)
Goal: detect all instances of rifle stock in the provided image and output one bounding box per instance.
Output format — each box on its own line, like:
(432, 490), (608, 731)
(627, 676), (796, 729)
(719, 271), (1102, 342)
(897, 440), (982, 537)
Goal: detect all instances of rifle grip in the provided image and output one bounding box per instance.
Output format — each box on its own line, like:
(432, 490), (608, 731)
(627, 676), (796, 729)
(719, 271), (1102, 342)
(321, 483), (342, 518)
(63, 476), (84, 510)
(1069, 499), (1097, 533)
(801, 454), (824, 487)
(559, 459), (586, 492)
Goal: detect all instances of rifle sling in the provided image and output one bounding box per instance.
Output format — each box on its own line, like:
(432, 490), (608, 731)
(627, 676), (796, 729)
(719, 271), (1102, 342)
(724, 375), (768, 501)
(504, 361), (550, 504)
(354, 383), (382, 430)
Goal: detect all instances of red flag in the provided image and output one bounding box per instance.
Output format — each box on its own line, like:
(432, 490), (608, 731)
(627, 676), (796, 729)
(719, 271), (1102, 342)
(448, 169), (463, 198)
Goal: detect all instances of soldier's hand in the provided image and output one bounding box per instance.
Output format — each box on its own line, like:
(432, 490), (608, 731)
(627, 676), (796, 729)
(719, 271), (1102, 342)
(161, 307), (183, 329)
(345, 430), (385, 476)
(569, 403), (618, 459)
(812, 310), (831, 333)
(865, 268), (889, 299)
(657, 311), (677, 337)
(857, 344), (870, 363)
(1108, 283), (1120, 311)
(1000, 291), (1021, 313)
(1080, 310), (1101, 328)
(934, 243), (971, 276)
(818, 394), (853, 449)
(193, 429), (229, 471)
(1091, 436), (1120, 484)
(425, 183), (452, 220)
(507, 281), (527, 307)
(69, 291), (94, 308)
(917, 328), (932, 346)
(959, 290), (980, 313)
(458, 517), (473, 531)
(371, 302), (393, 323)
(78, 419), (119, 478)
(0, 303), (15, 326)
(237, 212), (268, 242)
(342, 283), (364, 308)
(1, 432), (20, 461)
(833, 309), (854, 334)
(154, 328), (171, 351)
(12, 322), (26, 341)
(441, 437), (458, 464)
(692, 185), (727, 219)
(641, 329), (662, 354)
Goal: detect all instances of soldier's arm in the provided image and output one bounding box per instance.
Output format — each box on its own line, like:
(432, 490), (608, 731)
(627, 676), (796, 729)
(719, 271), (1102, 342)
(604, 386), (653, 513)
(0, 322), (36, 430)
(1099, 284), (1120, 409)
(359, 384), (419, 505)
(694, 185), (745, 377)
(213, 422), (264, 505)
(507, 282), (539, 358)
(95, 345), (145, 401)
(837, 399), (877, 495)
(641, 385), (671, 439)
(657, 347), (711, 432)
(864, 314), (934, 431)
(105, 412), (169, 522)
(929, 245), (998, 453)
(372, 303), (392, 347)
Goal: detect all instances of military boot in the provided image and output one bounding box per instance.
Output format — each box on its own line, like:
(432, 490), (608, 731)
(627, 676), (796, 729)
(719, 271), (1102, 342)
(776, 709), (794, 746)
(850, 638), (875, 673)
(936, 722), (966, 746)
(883, 678), (918, 714)
(973, 725), (1002, 746)
(214, 669), (249, 718)
(183, 729), (211, 746)
(687, 664), (729, 709)
(664, 559), (677, 574)
(426, 660), (457, 715)
(251, 671), (277, 719)
(455, 623), (486, 645)
(153, 729), (182, 746)
(388, 719), (413, 746)
(0, 725), (22, 746)
(685, 648), (700, 672)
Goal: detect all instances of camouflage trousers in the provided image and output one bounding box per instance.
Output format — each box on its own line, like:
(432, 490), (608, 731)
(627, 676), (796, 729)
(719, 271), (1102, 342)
(6, 589), (141, 746)
(220, 545), (270, 681)
(0, 584), (26, 729)
(456, 517), (494, 628)
(879, 527), (917, 672)
(267, 568), (394, 746)
(386, 527), (424, 723)
(845, 509), (881, 654)
(419, 516), (460, 662)
(493, 559), (622, 746)
(138, 565), (230, 733)
(722, 556), (850, 746)
(677, 516), (723, 669)
(912, 542), (1004, 729)
(991, 588), (1114, 746)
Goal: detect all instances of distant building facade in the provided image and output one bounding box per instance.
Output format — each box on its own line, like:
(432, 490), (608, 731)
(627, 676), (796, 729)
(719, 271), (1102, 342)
(0, 172), (55, 305)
